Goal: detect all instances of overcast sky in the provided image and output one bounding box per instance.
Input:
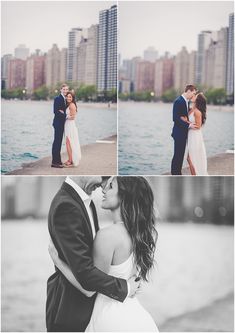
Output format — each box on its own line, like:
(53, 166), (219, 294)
(1, 1), (116, 56)
(119, 1), (233, 59)
(1, 1), (233, 58)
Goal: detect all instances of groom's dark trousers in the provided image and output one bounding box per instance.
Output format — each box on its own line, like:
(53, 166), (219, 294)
(46, 182), (128, 332)
(171, 96), (189, 175)
(52, 94), (66, 165)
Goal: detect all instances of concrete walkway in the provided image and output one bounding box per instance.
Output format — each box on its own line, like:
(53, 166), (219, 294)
(6, 135), (117, 175)
(159, 293), (234, 332)
(164, 151), (234, 175)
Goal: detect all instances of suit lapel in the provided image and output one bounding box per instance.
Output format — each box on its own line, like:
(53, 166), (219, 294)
(61, 182), (93, 240)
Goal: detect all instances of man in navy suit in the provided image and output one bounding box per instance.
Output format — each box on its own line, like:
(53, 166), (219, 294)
(51, 84), (69, 168)
(46, 176), (140, 332)
(171, 84), (197, 175)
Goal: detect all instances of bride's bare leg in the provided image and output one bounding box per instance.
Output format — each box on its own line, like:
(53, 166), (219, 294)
(66, 137), (73, 164)
(187, 154), (196, 175)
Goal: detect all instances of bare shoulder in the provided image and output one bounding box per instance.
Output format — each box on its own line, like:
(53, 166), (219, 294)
(69, 103), (76, 111)
(194, 108), (202, 117)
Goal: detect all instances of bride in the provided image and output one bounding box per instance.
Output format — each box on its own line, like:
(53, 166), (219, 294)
(49, 176), (159, 332)
(181, 92), (208, 175)
(64, 91), (81, 167)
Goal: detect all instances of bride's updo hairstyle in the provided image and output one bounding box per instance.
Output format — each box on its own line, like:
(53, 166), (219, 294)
(66, 91), (77, 111)
(195, 92), (207, 124)
(116, 176), (157, 281)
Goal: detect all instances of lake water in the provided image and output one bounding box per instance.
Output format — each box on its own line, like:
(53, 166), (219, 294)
(1, 100), (117, 174)
(118, 101), (234, 174)
(1, 220), (233, 332)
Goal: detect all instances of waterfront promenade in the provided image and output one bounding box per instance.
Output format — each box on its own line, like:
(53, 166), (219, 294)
(6, 135), (117, 175)
(164, 151), (234, 175)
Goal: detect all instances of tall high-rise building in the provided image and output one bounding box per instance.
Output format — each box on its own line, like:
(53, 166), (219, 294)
(205, 28), (228, 89)
(135, 60), (155, 92)
(1, 54), (12, 89)
(75, 24), (99, 86)
(45, 44), (61, 87)
(144, 46), (158, 63)
(67, 28), (85, 82)
(154, 53), (174, 97)
(188, 51), (197, 85)
(8, 59), (26, 89)
(226, 13), (234, 95)
(14, 44), (30, 60)
(97, 5), (117, 92)
(174, 46), (190, 92)
(85, 24), (99, 86)
(77, 37), (87, 85)
(59, 48), (67, 83)
(26, 51), (45, 94)
(195, 31), (215, 85)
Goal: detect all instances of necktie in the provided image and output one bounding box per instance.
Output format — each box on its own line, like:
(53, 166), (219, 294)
(188, 101), (190, 112)
(90, 200), (99, 232)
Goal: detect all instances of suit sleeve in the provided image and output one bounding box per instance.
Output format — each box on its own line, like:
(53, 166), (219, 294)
(53, 202), (128, 302)
(53, 97), (65, 119)
(173, 100), (189, 129)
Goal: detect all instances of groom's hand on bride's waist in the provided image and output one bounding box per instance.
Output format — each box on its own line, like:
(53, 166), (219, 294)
(189, 123), (199, 129)
(128, 275), (141, 298)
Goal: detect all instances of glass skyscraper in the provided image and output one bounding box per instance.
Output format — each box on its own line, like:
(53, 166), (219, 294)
(97, 5), (117, 92)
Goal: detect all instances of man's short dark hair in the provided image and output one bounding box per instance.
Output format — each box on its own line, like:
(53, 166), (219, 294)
(185, 84), (196, 92)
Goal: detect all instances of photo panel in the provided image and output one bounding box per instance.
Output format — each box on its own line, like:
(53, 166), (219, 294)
(1, 1), (118, 176)
(1, 175), (234, 332)
(118, 1), (234, 176)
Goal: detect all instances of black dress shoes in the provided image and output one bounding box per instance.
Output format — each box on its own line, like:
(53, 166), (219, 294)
(51, 163), (64, 168)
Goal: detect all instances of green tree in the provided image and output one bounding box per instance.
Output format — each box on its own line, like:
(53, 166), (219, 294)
(205, 88), (226, 105)
(32, 85), (49, 100)
(161, 88), (178, 103)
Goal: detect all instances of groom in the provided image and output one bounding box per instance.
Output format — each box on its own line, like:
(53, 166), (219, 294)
(171, 84), (197, 175)
(46, 176), (140, 332)
(51, 84), (69, 168)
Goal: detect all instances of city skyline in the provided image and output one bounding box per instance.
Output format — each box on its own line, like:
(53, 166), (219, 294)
(119, 1), (233, 60)
(1, 1), (116, 56)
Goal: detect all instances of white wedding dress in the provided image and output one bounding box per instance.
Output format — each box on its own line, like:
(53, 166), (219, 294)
(85, 253), (158, 332)
(187, 112), (208, 175)
(64, 107), (81, 166)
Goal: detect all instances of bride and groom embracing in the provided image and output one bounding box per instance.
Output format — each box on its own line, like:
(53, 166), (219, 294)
(51, 84), (81, 169)
(171, 84), (208, 175)
(46, 176), (159, 332)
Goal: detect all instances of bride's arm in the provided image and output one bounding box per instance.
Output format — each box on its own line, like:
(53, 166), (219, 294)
(48, 241), (95, 297)
(66, 103), (76, 120)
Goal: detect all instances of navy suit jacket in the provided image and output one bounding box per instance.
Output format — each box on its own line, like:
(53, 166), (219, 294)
(46, 182), (128, 331)
(52, 94), (66, 128)
(171, 95), (189, 140)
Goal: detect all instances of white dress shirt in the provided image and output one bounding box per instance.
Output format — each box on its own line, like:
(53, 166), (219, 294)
(65, 176), (96, 239)
(181, 94), (189, 111)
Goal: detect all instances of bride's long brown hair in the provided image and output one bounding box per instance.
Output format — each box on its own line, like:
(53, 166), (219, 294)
(195, 92), (207, 125)
(116, 176), (157, 281)
(66, 91), (77, 112)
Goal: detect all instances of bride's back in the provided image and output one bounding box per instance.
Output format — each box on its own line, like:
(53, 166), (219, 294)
(106, 223), (133, 266)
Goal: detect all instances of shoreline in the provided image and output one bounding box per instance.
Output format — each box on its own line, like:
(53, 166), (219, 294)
(5, 135), (117, 175)
(1, 99), (117, 110)
(118, 100), (234, 111)
(163, 151), (234, 175)
(159, 292), (234, 332)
